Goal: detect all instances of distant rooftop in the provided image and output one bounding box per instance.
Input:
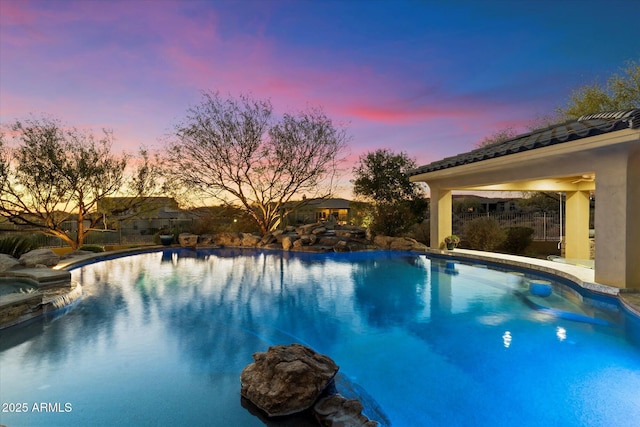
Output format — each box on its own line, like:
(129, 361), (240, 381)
(303, 198), (352, 209)
(408, 109), (640, 176)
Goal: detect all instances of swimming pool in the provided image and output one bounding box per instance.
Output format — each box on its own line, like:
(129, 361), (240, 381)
(1, 248), (639, 426)
(0, 278), (38, 296)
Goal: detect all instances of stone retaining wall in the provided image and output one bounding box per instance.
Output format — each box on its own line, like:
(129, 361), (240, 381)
(178, 223), (428, 253)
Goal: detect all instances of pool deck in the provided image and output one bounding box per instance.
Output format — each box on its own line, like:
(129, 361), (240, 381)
(429, 248), (640, 317)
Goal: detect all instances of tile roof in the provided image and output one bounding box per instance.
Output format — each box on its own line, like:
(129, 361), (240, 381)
(306, 198), (352, 209)
(408, 109), (640, 177)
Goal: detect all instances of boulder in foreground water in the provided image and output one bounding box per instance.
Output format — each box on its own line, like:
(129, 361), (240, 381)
(240, 343), (339, 417)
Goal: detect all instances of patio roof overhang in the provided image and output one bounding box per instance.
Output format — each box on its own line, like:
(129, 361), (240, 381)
(408, 110), (640, 289)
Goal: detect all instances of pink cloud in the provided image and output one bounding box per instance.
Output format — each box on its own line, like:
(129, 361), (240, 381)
(1, 0), (558, 185)
(0, 0), (35, 26)
(342, 103), (473, 124)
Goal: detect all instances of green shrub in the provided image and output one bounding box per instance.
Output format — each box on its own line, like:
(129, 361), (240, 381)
(463, 217), (506, 251)
(371, 201), (421, 237)
(78, 244), (105, 253)
(0, 235), (40, 258)
(407, 219), (430, 245)
(501, 227), (534, 254)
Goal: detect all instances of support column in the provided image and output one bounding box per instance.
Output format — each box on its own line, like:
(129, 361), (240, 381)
(626, 146), (640, 289)
(429, 185), (452, 249)
(594, 146), (640, 289)
(564, 191), (590, 260)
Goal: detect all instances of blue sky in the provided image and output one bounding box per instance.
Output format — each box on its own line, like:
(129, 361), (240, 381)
(1, 0), (639, 196)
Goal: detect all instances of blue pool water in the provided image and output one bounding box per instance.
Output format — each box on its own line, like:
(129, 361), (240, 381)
(1, 248), (640, 427)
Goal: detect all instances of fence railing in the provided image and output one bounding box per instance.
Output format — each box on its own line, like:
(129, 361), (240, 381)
(0, 219), (193, 248)
(453, 212), (561, 241)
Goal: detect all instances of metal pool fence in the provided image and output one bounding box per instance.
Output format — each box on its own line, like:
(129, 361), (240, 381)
(0, 219), (194, 248)
(452, 212), (562, 241)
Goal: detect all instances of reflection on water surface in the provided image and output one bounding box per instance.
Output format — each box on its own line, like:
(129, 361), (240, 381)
(1, 248), (639, 427)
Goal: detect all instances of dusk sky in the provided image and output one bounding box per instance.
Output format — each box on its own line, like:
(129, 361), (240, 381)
(1, 0), (639, 197)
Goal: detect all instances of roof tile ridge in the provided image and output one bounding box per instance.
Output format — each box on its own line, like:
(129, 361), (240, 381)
(577, 109), (640, 125)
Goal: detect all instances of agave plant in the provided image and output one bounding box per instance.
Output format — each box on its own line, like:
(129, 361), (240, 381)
(0, 235), (40, 258)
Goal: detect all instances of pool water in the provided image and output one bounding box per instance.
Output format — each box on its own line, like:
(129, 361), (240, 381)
(0, 279), (38, 296)
(1, 248), (639, 427)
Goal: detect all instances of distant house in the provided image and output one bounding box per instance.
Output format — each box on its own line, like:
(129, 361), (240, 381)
(97, 197), (192, 234)
(285, 198), (358, 225)
(97, 197), (179, 218)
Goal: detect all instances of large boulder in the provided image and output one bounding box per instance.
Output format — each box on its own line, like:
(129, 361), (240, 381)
(207, 232), (260, 247)
(198, 234), (215, 246)
(311, 226), (327, 235)
(178, 233), (198, 247)
(409, 241), (428, 252)
(240, 233), (261, 247)
(282, 235), (298, 251)
(374, 236), (427, 252)
(296, 223), (319, 236)
(373, 235), (394, 249)
(388, 238), (415, 251)
(0, 254), (21, 272)
(240, 344), (339, 417)
(213, 232), (243, 246)
(299, 235), (312, 246)
(259, 233), (278, 246)
(333, 240), (350, 253)
(317, 236), (339, 246)
(19, 249), (60, 268)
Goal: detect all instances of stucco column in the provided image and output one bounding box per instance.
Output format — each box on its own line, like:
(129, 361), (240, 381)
(594, 146), (640, 289)
(564, 191), (590, 260)
(627, 147), (640, 289)
(429, 185), (452, 249)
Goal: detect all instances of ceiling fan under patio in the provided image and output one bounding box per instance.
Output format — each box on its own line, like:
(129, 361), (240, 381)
(569, 174), (595, 184)
(555, 174), (595, 184)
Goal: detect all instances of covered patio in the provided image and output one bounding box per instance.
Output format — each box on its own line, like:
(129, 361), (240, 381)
(408, 110), (640, 290)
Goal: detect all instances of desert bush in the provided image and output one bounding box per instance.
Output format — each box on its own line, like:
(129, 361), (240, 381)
(407, 219), (430, 245)
(501, 227), (534, 254)
(370, 202), (409, 236)
(190, 206), (260, 234)
(370, 199), (428, 237)
(463, 217), (506, 251)
(0, 235), (40, 258)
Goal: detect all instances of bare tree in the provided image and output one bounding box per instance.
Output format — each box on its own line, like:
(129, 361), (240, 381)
(163, 92), (348, 234)
(0, 116), (161, 249)
(0, 136), (7, 189)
